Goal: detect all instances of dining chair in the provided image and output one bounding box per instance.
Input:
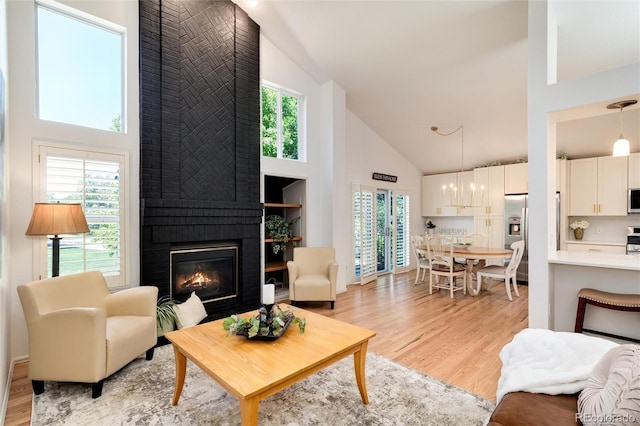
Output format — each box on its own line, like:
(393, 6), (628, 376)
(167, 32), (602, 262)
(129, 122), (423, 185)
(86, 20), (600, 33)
(410, 235), (430, 284)
(425, 235), (467, 298)
(476, 240), (525, 301)
(463, 232), (488, 247)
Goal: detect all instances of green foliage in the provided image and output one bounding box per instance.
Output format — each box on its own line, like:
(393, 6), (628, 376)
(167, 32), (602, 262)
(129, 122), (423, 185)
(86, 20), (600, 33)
(281, 94), (298, 160)
(261, 86), (277, 157)
(426, 220), (436, 229)
(265, 215), (299, 255)
(222, 304), (305, 338)
(109, 114), (121, 133)
(156, 296), (177, 329)
(261, 86), (299, 159)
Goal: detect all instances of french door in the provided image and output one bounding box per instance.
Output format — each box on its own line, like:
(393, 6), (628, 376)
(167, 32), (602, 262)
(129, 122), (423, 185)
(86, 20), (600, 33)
(352, 185), (410, 284)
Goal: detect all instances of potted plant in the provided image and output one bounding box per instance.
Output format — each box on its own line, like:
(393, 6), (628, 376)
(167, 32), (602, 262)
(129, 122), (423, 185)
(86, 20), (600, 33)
(156, 296), (178, 337)
(570, 219), (589, 240)
(426, 220), (436, 234)
(265, 214), (299, 255)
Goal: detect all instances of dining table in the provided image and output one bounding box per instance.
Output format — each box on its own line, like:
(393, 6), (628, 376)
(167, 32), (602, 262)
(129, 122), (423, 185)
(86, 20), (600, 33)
(418, 244), (512, 296)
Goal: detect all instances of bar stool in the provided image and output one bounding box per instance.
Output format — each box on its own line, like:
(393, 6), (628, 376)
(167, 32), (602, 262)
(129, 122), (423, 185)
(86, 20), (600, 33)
(574, 288), (640, 344)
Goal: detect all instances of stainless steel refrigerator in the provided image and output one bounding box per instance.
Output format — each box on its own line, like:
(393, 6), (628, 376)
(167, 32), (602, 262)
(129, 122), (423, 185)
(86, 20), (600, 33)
(504, 193), (560, 282)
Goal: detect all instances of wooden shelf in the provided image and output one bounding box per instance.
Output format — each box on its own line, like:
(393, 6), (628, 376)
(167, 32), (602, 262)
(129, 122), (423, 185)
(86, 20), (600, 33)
(264, 203), (302, 209)
(264, 236), (302, 243)
(265, 261), (288, 272)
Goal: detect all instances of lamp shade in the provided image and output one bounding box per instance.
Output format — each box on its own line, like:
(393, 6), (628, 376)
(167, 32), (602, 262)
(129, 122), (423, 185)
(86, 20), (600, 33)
(25, 203), (90, 236)
(612, 137), (630, 157)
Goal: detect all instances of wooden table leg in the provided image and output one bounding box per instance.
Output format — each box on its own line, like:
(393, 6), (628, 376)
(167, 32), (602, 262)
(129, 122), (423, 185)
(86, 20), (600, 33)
(239, 397), (260, 426)
(353, 341), (370, 405)
(467, 259), (486, 296)
(171, 345), (187, 406)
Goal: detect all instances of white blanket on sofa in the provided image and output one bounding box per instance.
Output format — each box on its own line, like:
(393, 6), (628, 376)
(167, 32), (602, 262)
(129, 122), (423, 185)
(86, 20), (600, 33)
(496, 328), (619, 402)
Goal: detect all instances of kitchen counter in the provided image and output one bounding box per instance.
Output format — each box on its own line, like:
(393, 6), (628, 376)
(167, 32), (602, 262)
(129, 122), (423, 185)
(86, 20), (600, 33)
(549, 250), (640, 271)
(550, 251), (640, 341)
(562, 240), (626, 247)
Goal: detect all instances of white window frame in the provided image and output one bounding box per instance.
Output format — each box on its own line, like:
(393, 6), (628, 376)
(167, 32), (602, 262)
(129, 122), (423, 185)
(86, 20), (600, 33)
(32, 141), (129, 289)
(35, 0), (127, 133)
(261, 81), (306, 161)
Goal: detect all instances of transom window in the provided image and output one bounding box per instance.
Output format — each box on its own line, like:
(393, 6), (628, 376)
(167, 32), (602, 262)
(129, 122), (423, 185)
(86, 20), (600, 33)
(36, 2), (124, 132)
(261, 83), (304, 160)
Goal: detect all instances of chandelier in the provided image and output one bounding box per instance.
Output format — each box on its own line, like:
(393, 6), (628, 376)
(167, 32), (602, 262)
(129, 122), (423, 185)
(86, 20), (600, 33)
(430, 125), (484, 210)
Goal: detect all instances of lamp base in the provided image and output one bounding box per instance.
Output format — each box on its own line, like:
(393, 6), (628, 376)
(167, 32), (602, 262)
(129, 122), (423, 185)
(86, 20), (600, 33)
(50, 235), (62, 277)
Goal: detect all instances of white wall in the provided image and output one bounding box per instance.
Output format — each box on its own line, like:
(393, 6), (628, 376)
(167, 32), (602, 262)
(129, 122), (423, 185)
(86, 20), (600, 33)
(261, 34), (423, 291)
(527, 1), (640, 329)
(0, 0), (9, 417)
(7, 0), (140, 360)
(345, 110), (424, 280)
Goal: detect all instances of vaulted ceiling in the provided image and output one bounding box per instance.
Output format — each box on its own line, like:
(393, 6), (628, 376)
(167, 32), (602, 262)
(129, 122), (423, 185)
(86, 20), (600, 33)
(237, 0), (640, 175)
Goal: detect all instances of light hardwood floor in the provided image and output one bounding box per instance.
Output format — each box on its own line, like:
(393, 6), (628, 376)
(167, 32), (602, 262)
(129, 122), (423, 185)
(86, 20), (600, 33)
(4, 270), (527, 424)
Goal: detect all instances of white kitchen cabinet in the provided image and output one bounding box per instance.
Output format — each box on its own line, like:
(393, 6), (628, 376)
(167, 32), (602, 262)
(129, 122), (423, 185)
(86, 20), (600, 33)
(474, 215), (505, 265)
(569, 156), (627, 216)
(473, 165), (505, 216)
(504, 163), (527, 194)
(565, 243), (627, 255)
(629, 153), (640, 188)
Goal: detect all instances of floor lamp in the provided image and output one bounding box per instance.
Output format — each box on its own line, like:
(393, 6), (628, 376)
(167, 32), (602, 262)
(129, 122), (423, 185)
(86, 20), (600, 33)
(25, 203), (90, 277)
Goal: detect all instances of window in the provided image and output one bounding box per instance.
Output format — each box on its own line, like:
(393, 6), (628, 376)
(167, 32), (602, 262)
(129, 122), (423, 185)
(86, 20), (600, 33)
(36, 2), (124, 132)
(261, 83), (304, 160)
(38, 145), (126, 288)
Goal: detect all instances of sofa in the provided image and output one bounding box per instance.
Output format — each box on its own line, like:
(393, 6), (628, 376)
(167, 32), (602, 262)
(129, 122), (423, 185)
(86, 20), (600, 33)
(17, 271), (158, 398)
(488, 329), (640, 426)
(488, 392), (581, 425)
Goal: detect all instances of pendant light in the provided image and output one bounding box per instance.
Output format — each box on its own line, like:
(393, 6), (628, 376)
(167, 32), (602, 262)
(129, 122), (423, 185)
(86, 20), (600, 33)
(431, 125), (484, 209)
(607, 99), (637, 157)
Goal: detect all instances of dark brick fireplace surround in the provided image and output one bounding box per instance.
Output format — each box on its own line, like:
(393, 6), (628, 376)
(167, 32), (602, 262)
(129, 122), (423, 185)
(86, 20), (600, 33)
(139, 0), (262, 320)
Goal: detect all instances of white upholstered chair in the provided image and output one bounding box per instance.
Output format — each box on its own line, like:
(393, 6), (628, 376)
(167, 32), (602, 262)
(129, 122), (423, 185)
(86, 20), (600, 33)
(425, 235), (467, 298)
(17, 271), (158, 398)
(476, 240), (525, 301)
(287, 247), (338, 309)
(411, 235), (430, 284)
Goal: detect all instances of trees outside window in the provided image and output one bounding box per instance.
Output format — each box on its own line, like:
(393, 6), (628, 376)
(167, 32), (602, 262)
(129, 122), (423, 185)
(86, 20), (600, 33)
(261, 84), (304, 160)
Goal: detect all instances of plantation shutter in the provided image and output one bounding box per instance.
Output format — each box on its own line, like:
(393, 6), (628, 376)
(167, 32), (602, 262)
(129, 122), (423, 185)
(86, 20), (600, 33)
(353, 185), (377, 285)
(38, 146), (126, 288)
(393, 190), (411, 273)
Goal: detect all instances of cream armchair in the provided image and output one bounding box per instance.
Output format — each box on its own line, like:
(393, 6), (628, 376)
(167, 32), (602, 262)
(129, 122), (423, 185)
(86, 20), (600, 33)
(287, 247), (338, 309)
(17, 271), (158, 398)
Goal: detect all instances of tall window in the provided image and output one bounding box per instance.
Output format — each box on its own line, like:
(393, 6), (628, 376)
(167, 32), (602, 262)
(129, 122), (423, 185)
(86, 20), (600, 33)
(39, 146), (126, 288)
(261, 83), (304, 160)
(36, 2), (124, 132)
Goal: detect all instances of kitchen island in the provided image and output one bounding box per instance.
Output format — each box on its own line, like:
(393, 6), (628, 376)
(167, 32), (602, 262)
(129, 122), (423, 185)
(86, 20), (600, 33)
(549, 251), (640, 342)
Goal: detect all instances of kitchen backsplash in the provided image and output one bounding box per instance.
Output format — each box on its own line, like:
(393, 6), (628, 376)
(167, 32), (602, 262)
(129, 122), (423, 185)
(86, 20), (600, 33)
(567, 215), (640, 243)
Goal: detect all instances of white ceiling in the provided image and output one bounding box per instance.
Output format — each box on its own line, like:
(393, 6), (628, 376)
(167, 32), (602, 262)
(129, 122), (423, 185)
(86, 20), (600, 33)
(237, 0), (640, 175)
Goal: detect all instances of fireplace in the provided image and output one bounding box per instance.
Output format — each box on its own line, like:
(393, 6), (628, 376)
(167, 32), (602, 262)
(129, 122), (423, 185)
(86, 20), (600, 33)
(170, 244), (239, 304)
(139, 0), (262, 320)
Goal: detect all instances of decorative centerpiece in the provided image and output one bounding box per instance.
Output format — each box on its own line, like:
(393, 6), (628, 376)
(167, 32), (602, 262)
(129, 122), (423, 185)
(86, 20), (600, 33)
(570, 220), (589, 240)
(426, 219), (436, 234)
(222, 284), (306, 340)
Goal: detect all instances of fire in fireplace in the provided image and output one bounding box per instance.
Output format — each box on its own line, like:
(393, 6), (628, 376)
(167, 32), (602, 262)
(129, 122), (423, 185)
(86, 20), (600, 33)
(170, 244), (239, 304)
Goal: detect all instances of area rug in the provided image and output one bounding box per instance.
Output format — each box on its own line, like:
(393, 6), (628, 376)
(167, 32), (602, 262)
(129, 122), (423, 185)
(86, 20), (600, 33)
(32, 344), (495, 425)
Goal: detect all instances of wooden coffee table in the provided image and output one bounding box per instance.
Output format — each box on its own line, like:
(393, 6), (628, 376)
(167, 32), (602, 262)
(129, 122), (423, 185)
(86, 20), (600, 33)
(164, 304), (376, 425)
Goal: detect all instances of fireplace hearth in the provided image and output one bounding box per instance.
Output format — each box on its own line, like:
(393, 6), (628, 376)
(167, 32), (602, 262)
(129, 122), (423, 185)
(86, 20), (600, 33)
(170, 244), (238, 304)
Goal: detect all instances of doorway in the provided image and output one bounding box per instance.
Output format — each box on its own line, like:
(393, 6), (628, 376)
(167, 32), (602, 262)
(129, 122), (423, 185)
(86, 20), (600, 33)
(376, 190), (392, 273)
